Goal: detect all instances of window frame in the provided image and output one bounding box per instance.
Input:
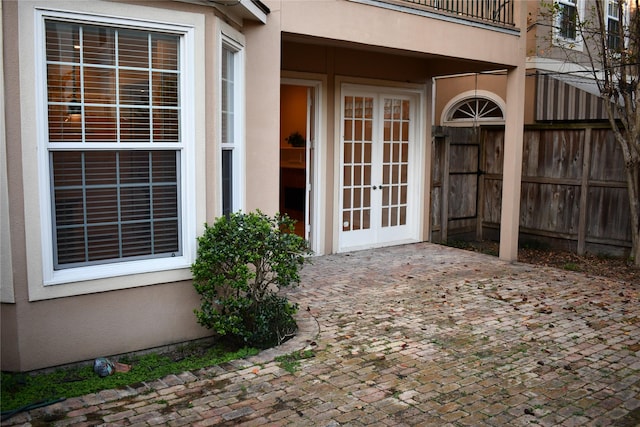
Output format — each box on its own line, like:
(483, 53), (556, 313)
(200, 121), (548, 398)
(33, 7), (198, 290)
(553, 0), (584, 50)
(219, 24), (245, 216)
(440, 90), (506, 128)
(605, 0), (628, 52)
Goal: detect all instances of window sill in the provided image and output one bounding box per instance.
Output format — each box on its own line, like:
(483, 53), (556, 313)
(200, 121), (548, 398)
(30, 258), (194, 301)
(553, 37), (584, 51)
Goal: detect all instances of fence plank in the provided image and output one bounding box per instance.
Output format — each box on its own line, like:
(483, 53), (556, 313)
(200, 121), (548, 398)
(519, 182), (580, 235)
(483, 129), (504, 175)
(577, 128), (592, 254)
(590, 129), (626, 182)
(522, 129), (584, 180)
(587, 186), (631, 242)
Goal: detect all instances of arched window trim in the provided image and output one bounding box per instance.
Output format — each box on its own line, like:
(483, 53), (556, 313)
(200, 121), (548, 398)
(441, 90), (506, 127)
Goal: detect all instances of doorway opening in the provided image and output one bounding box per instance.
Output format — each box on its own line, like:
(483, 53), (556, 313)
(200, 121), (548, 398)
(280, 84), (315, 243)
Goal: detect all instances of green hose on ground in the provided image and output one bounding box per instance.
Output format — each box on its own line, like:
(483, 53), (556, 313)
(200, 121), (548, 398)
(0, 397), (66, 422)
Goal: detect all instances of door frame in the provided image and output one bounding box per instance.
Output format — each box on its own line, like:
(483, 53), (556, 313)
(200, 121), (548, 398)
(335, 80), (427, 252)
(281, 77), (324, 255)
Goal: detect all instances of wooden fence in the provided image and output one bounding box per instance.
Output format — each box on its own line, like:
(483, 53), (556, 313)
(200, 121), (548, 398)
(431, 125), (632, 255)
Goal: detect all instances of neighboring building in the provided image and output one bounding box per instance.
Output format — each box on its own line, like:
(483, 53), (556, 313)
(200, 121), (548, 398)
(1, 0), (527, 371)
(432, 0), (633, 256)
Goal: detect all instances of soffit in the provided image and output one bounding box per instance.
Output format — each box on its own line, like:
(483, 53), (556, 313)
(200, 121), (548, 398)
(282, 33), (510, 77)
(173, 0), (269, 24)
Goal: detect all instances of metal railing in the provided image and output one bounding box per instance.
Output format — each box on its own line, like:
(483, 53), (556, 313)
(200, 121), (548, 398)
(399, 0), (515, 27)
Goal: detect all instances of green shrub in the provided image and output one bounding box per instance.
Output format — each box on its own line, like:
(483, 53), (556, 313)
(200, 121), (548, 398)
(191, 211), (310, 348)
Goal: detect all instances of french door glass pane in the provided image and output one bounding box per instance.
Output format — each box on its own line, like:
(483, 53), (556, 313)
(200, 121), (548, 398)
(342, 96), (373, 231)
(381, 98), (410, 228)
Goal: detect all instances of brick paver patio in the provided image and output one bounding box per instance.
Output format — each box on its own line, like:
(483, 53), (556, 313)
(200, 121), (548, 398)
(5, 243), (640, 426)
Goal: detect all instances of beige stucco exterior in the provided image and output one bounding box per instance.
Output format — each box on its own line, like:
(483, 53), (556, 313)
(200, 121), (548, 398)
(1, 0), (526, 371)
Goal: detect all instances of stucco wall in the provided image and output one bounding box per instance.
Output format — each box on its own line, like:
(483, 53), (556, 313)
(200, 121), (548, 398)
(1, 0), (221, 371)
(245, 18), (282, 215)
(13, 282), (208, 370)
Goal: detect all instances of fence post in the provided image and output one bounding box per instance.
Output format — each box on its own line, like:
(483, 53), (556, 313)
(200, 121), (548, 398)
(577, 127), (592, 255)
(476, 128), (485, 241)
(441, 131), (450, 243)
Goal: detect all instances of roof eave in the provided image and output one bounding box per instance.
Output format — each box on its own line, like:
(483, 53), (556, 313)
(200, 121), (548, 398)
(172, 0), (269, 24)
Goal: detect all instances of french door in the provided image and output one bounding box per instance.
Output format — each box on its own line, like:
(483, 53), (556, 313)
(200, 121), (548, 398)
(339, 86), (421, 251)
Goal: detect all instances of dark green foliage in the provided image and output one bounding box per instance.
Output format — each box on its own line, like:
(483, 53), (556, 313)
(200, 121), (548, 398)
(191, 211), (310, 348)
(247, 294), (299, 348)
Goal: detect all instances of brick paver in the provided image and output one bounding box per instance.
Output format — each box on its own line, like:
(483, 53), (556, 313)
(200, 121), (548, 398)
(4, 243), (639, 426)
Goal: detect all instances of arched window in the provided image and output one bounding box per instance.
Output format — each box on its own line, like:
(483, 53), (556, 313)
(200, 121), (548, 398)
(441, 91), (505, 127)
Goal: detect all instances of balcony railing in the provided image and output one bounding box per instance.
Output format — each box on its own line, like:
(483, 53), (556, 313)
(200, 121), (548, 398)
(399, 0), (515, 27)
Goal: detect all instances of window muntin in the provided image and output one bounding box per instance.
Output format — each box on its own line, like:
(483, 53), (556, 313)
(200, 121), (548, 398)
(45, 19), (183, 270)
(447, 97), (504, 123)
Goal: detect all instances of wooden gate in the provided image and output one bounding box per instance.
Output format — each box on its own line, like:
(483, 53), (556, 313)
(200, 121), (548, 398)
(431, 127), (483, 242)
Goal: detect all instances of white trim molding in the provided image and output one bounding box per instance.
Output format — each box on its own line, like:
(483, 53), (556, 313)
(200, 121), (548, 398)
(0, 0), (14, 303)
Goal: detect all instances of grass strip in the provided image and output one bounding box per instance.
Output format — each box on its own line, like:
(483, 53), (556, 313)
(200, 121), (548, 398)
(1, 344), (258, 412)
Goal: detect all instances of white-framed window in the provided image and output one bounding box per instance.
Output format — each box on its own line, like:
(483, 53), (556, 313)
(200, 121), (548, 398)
(554, 0), (584, 49)
(447, 97), (503, 122)
(441, 90), (506, 127)
(558, 0), (578, 39)
(36, 9), (196, 286)
(220, 32), (245, 216)
(606, 0), (626, 51)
